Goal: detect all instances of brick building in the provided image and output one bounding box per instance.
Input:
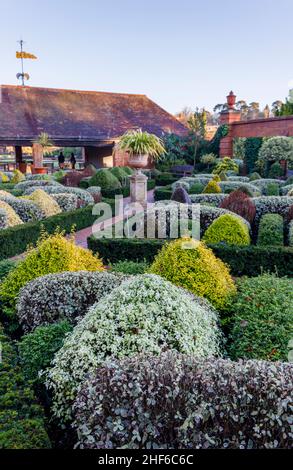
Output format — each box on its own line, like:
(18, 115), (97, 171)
(0, 85), (187, 170)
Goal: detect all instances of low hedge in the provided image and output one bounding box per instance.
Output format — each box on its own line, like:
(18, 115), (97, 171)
(0, 324), (51, 449)
(0, 205), (97, 260)
(155, 174), (178, 186)
(88, 236), (293, 276)
(154, 186), (173, 201)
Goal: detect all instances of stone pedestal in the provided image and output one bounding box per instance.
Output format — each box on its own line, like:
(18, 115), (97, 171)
(130, 171), (148, 206)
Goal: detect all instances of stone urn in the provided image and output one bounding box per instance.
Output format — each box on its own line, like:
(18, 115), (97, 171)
(128, 154), (149, 170)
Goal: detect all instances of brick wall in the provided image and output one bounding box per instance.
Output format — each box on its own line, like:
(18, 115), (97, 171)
(220, 114), (293, 157)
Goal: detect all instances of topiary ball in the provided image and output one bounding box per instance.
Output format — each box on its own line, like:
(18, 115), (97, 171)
(202, 214), (251, 246)
(0, 232), (104, 317)
(17, 271), (127, 333)
(149, 238), (236, 310)
(45, 274), (222, 422)
(170, 186), (191, 204)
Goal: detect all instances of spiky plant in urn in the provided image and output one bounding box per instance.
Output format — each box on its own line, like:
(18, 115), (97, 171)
(117, 129), (165, 204)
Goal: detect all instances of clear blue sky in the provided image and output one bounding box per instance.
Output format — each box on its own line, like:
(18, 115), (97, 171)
(1, 0), (292, 114)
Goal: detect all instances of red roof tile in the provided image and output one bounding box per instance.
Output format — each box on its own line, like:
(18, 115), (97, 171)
(0, 85), (187, 144)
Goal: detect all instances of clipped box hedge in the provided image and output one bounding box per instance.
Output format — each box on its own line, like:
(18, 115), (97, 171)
(154, 186), (173, 201)
(88, 236), (293, 276)
(0, 205), (97, 261)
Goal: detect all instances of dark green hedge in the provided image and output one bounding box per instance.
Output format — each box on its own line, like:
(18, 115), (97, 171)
(0, 205), (97, 261)
(88, 236), (165, 263)
(0, 324), (51, 449)
(88, 236), (293, 276)
(154, 186), (173, 201)
(155, 174), (178, 186)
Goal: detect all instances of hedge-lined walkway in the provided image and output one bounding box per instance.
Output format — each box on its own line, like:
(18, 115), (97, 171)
(74, 189), (155, 249)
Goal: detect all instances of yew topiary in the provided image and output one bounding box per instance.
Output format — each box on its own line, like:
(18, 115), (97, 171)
(149, 238), (236, 310)
(89, 168), (121, 191)
(170, 186), (191, 204)
(202, 214), (251, 246)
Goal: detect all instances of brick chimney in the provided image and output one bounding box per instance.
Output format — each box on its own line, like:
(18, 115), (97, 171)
(219, 91), (241, 157)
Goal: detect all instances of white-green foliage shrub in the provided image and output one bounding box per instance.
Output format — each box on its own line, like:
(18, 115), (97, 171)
(51, 193), (78, 212)
(172, 176), (212, 192)
(23, 186), (94, 206)
(227, 176), (249, 182)
(219, 181), (260, 196)
(73, 352), (293, 449)
(15, 179), (61, 192)
(253, 178), (285, 193)
(281, 184), (293, 195)
(258, 136), (293, 162)
(17, 271), (127, 333)
(190, 194), (226, 206)
(46, 274), (222, 422)
(0, 195), (45, 222)
(0, 208), (8, 229)
(252, 196), (293, 224)
(144, 200), (197, 238)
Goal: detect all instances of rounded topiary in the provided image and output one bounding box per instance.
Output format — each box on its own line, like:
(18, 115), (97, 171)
(189, 182), (204, 194)
(268, 162), (284, 178)
(110, 166), (129, 183)
(89, 169), (121, 191)
(0, 195), (45, 222)
(123, 166), (134, 175)
(170, 186), (191, 204)
(203, 180), (221, 194)
(0, 232), (104, 315)
(258, 136), (293, 163)
(220, 190), (256, 224)
(265, 182), (280, 196)
(73, 352), (293, 449)
(26, 189), (62, 217)
(257, 214), (284, 246)
(17, 271), (127, 333)
(149, 238), (236, 310)
(203, 214), (250, 246)
(46, 274), (222, 422)
(0, 200), (23, 227)
(229, 274), (293, 361)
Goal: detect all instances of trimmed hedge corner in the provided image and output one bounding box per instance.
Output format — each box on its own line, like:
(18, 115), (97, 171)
(88, 236), (293, 276)
(0, 205), (96, 260)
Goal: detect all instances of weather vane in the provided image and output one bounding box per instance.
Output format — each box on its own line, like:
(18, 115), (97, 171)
(16, 39), (37, 86)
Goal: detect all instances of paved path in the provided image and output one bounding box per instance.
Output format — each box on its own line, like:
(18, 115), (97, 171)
(75, 189), (155, 249)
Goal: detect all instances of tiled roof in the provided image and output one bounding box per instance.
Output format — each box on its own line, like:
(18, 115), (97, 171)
(0, 85), (187, 143)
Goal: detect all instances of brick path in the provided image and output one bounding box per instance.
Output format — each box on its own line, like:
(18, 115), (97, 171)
(74, 189), (155, 248)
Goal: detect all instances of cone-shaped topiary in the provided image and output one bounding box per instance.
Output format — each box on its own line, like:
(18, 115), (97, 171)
(149, 238), (236, 310)
(202, 214), (250, 246)
(203, 180), (222, 194)
(0, 231), (104, 316)
(89, 168), (121, 191)
(170, 186), (191, 204)
(11, 169), (25, 184)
